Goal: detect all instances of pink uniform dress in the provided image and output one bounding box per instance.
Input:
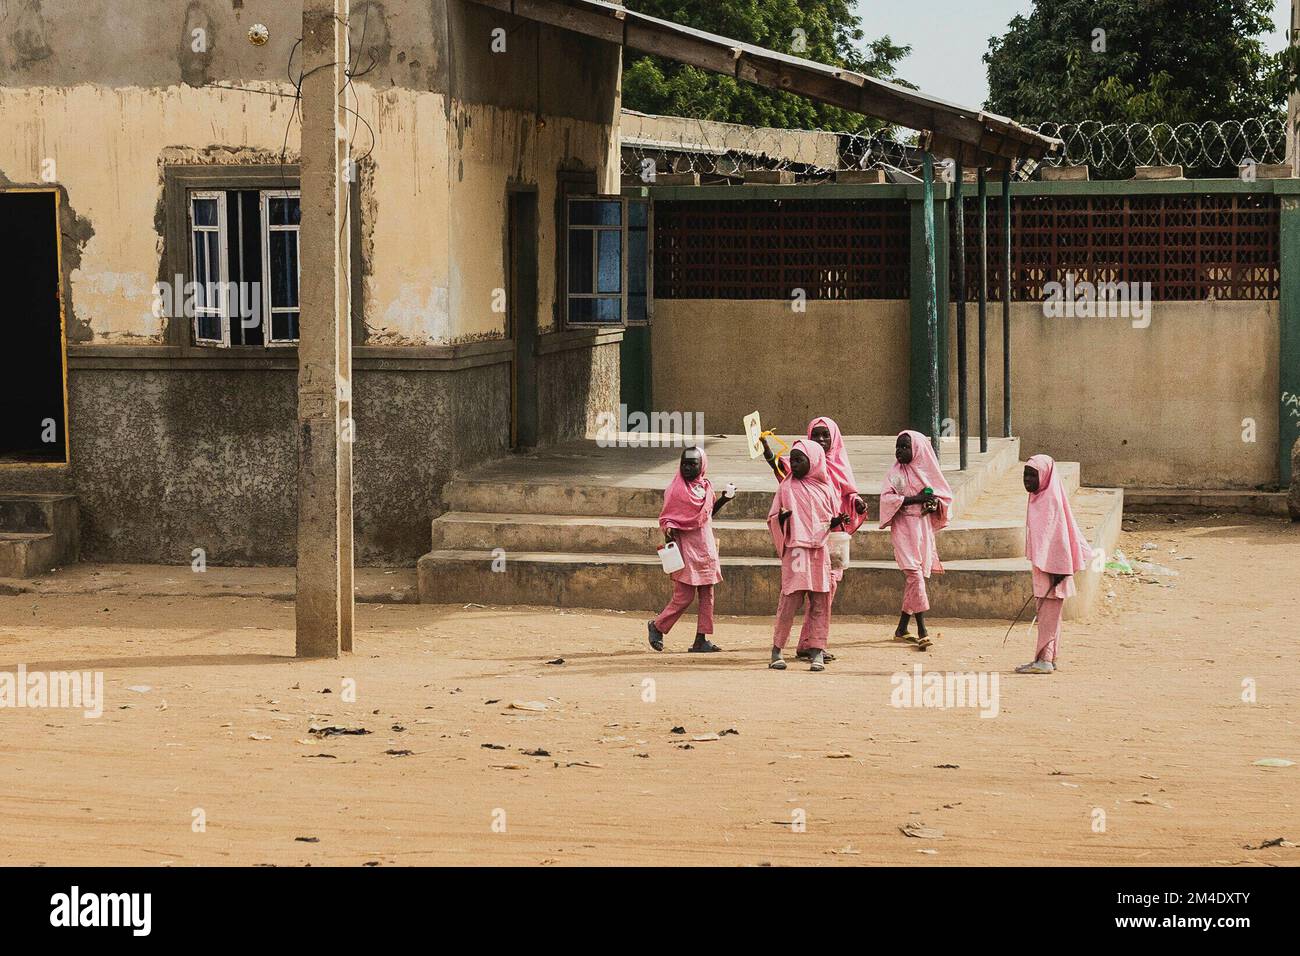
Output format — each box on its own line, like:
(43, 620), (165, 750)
(878, 430), (953, 615)
(802, 417), (866, 652)
(1024, 454), (1091, 663)
(767, 439), (837, 652)
(652, 450), (722, 636)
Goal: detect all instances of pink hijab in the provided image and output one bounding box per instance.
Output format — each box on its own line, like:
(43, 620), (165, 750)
(767, 439), (837, 553)
(1025, 454), (1091, 575)
(808, 416), (866, 534)
(659, 447), (713, 532)
(879, 430), (953, 531)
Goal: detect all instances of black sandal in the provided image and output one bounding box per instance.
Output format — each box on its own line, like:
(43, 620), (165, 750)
(647, 621), (664, 652)
(689, 637), (721, 653)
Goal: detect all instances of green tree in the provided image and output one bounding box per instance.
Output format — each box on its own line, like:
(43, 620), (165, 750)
(621, 0), (911, 132)
(984, 0), (1284, 124)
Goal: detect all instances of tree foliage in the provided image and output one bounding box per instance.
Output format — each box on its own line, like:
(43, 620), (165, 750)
(984, 0), (1285, 124)
(621, 0), (911, 132)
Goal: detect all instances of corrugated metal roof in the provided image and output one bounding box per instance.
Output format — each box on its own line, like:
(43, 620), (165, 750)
(469, 0), (1061, 170)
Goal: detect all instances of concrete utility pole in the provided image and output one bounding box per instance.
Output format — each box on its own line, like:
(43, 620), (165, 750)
(296, 0), (354, 658)
(1291, 2), (1299, 176)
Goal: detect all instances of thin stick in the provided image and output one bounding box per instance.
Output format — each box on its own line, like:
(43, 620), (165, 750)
(1003, 592), (1037, 645)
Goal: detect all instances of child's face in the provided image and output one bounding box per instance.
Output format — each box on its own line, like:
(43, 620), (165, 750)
(810, 425), (832, 454)
(790, 449), (811, 479)
(680, 449), (703, 481)
(895, 434), (913, 464)
(1023, 465), (1039, 494)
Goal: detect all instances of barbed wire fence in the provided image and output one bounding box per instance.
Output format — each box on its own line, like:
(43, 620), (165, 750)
(620, 113), (1289, 182)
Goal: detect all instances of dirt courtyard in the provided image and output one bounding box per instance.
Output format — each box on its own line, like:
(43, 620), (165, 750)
(0, 515), (1296, 867)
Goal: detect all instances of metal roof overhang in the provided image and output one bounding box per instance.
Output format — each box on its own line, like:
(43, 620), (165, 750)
(467, 0), (1061, 171)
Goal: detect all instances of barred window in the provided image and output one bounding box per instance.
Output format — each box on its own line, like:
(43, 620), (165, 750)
(653, 198), (910, 300)
(952, 193), (1279, 301)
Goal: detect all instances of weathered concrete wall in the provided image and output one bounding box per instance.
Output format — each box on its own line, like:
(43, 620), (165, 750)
(0, 0), (623, 564)
(68, 362), (510, 565)
(652, 297), (1279, 489)
(651, 299), (912, 436)
(536, 339), (621, 446)
(945, 300), (1280, 488)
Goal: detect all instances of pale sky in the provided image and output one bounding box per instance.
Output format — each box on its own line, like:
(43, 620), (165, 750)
(853, 0), (1291, 110)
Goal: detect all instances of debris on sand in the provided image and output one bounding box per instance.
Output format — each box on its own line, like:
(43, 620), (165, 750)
(1252, 758), (1295, 768)
(900, 822), (944, 839)
(1127, 796), (1173, 808)
(508, 700), (548, 712)
(719, 728), (740, 736)
(545, 658), (565, 666)
(825, 752), (853, 759)
(520, 748), (550, 757)
(308, 725), (371, 738)
(670, 726), (686, 734)
(562, 760), (603, 769)
(384, 749), (413, 757)
(1244, 837), (1296, 850)
(480, 743), (505, 750)
(295, 836), (319, 843)
(934, 763), (959, 769)
(248, 733), (271, 741)
(301, 754), (336, 759)
(829, 845), (861, 855)
(692, 733), (720, 742)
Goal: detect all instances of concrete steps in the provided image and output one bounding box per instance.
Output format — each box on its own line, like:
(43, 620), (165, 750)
(439, 434), (1023, 521)
(0, 493), (79, 578)
(430, 511), (1027, 561)
(417, 434), (1124, 620)
(418, 486), (1124, 620)
(418, 548), (1041, 617)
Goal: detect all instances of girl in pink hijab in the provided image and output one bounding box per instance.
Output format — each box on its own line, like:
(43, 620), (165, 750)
(648, 446), (735, 653)
(879, 430), (952, 648)
(760, 417), (866, 665)
(767, 438), (841, 672)
(1017, 454), (1091, 674)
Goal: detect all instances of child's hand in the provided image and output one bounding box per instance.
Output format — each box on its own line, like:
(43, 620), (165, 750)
(830, 514), (846, 530)
(724, 482), (737, 499)
(664, 528), (676, 543)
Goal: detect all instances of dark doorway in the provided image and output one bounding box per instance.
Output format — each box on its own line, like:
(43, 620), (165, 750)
(0, 191), (66, 463)
(509, 189), (539, 450)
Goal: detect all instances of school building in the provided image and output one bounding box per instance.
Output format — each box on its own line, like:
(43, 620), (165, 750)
(0, 1), (1294, 616)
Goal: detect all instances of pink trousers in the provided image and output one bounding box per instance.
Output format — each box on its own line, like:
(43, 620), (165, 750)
(796, 571), (841, 652)
(1035, 596), (1063, 662)
(654, 581), (715, 635)
(773, 590), (830, 651)
(901, 570), (930, 614)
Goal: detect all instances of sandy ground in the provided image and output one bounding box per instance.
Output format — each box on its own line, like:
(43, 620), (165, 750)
(0, 514), (1296, 867)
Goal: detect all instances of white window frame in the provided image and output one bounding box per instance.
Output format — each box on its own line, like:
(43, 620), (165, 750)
(189, 190), (230, 348)
(565, 195), (627, 328)
(564, 195), (653, 329)
(260, 190), (301, 347)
